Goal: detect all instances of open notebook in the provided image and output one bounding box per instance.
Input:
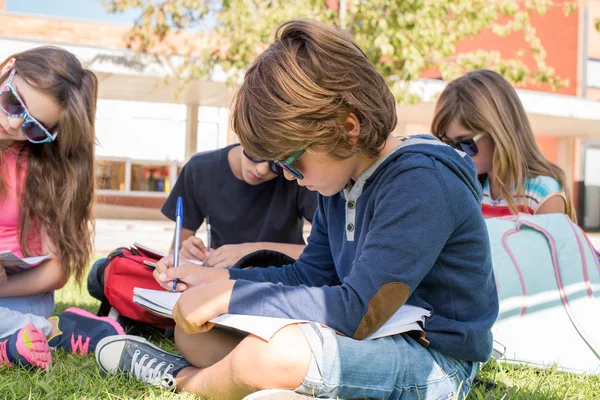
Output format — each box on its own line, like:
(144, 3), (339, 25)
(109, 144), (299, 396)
(133, 287), (431, 341)
(0, 251), (51, 274)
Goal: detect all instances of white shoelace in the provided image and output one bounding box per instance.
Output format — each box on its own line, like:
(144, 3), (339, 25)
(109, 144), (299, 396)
(130, 349), (177, 388)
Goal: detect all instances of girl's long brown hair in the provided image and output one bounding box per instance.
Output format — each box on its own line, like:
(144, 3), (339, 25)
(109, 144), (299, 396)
(431, 69), (577, 222)
(0, 47), (97, 284)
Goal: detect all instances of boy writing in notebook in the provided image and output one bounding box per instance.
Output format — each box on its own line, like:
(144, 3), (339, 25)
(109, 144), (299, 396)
(162, 142), (318, 268)
(96, 20), (498, 399)
(87, 142), (317, 311)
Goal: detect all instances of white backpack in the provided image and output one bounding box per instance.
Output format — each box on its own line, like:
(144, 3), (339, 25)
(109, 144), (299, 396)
(486, 214), (600, 374)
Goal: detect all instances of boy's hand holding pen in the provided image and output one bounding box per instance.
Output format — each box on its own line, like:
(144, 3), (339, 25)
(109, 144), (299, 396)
(152, 256), (229, 292)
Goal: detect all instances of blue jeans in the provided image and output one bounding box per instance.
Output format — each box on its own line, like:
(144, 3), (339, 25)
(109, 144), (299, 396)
(0, 292), (55, 338)
(296, 323), (478, 400)
(87, 258), (108, 302)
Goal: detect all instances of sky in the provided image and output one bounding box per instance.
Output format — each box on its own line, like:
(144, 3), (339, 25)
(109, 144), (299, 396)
(6, 0), (140, 25)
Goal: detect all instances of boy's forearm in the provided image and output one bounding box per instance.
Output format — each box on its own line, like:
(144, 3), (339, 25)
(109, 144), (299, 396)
(252, 243), (305, 259)
(0, 259), (68, 297)
(215, 280), (236, 316)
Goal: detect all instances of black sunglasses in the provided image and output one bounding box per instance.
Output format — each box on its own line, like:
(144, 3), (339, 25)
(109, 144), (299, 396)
(442, 133), (486, 157)
(242, 149), (283, 175)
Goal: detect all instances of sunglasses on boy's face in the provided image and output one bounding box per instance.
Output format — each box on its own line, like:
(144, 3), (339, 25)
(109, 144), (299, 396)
(273, 149), (306, 180)
(443, 132), (486, 157)
(242, 149), (284, 175)
(0, 69), (57, 144)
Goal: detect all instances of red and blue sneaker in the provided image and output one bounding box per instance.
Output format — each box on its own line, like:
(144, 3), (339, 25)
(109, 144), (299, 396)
(47, 307), (125, 355)
(0, 323), (52, 369)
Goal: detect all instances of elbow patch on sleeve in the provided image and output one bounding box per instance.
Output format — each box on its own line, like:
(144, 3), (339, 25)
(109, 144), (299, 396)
(352, 282), (411, 340)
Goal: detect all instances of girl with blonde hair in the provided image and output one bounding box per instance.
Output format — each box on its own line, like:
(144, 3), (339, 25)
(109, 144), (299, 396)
(432, 69), (576, 221)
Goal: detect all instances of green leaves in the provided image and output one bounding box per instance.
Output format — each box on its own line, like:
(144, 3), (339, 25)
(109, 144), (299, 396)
(104, 0), (574, 104)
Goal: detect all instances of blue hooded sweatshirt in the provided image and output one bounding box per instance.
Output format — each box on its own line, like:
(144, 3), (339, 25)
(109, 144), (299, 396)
(229, 135), (499, 362)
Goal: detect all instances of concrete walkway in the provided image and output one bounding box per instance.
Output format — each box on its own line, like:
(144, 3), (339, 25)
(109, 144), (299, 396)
(94, 218), (600, 256)
(95, 218), (178, 255)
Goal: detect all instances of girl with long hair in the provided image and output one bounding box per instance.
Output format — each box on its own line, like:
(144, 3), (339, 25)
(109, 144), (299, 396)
(432, 69), (577, 221)
(0, 47), (122, 371)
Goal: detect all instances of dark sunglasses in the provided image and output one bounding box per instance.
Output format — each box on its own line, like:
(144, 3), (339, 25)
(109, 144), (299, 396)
(0, 69), (57, 143)
(442, 133), (485, 157)
(273, 149), (306, 180)
(242, 149), (284, 175)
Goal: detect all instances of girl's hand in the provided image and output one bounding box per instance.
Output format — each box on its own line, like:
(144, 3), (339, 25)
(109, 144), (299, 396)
(205, 243), (259, 269)
(153, 255), (229, 292)
(0, 266), (7, 285)
(172, 280), (235, 334)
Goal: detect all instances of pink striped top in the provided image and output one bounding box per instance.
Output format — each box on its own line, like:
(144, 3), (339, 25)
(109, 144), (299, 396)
(481, 175), (565, 218)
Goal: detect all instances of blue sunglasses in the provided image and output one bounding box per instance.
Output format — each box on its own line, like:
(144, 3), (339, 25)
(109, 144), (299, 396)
(0, 69), (57, 144)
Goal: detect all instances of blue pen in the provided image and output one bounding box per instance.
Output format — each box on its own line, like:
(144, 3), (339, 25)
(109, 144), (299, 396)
(172, 196), (183, 291)
(206, 215), (212, 253)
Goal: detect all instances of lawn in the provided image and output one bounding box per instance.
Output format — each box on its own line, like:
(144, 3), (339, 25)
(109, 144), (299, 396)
(1, 273), (600, 399)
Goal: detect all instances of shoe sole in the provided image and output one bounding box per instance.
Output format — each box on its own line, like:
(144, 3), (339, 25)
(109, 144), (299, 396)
(95, 334), (170, 374)
(64, 307), (125, 336)
(16, 323), (52, 370)
(243, 389), (318, 399)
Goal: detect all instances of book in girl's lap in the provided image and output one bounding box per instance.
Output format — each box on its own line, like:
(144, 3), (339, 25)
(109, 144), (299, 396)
(0, 47), (123, 371)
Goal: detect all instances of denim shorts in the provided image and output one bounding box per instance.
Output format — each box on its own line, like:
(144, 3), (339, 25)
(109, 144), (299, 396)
(0, 291), (54, 318)
(295, 323), (478, 400)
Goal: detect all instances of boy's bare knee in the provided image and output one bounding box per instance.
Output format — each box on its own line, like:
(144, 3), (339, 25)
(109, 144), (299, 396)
(176, 326), (247, 369)
(231, 325), (311, 390)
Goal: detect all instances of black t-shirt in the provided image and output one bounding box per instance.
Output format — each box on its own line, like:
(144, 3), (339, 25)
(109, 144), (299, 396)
(161, 144), (318, 248)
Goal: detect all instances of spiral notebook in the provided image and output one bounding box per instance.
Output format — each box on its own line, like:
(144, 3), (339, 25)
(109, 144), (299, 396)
(133, 287), (431, 341)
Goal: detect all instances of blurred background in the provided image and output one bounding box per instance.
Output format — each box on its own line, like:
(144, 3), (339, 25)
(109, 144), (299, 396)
(0, 0), (599, 252)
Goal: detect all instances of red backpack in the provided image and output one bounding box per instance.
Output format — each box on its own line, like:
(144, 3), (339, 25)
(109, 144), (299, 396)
(102, 247), (175, 329)
(99, 247), (297, 330)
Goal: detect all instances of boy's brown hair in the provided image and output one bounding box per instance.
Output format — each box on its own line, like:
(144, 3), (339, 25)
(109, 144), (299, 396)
(232, 19), (397, 161)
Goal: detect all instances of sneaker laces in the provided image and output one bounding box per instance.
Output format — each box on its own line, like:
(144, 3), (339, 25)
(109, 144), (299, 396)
(0, 340), (11, 366)
(71, 334), (91, 355)
(130, 349), (177, 388)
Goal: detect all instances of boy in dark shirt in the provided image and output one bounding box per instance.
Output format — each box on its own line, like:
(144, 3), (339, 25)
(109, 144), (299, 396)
(162, 143), (317, 268)
(96, 19), (498, 400)
(87, 143), (317, 307)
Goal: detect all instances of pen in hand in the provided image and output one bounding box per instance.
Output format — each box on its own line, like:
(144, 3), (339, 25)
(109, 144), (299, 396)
(206, 215), (212, 255)
(173, 196), (183, 291)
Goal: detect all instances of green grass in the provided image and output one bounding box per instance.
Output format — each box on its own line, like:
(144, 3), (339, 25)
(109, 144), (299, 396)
(1, 273), (600, 399)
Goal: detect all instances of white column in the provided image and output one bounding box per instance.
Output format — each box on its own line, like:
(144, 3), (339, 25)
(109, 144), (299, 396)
(218, 107), (230, 148)
(557, 137), (575, 194)
(185, 104), (199, 161)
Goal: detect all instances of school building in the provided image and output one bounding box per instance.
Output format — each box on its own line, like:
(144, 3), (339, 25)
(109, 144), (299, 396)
(0, 3), (599, 228)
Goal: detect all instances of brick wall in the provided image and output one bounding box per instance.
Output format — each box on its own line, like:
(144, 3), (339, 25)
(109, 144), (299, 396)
(0, 13), (213, 54)
(590, 2), (600, 60)
(96, 194), (166, 209)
